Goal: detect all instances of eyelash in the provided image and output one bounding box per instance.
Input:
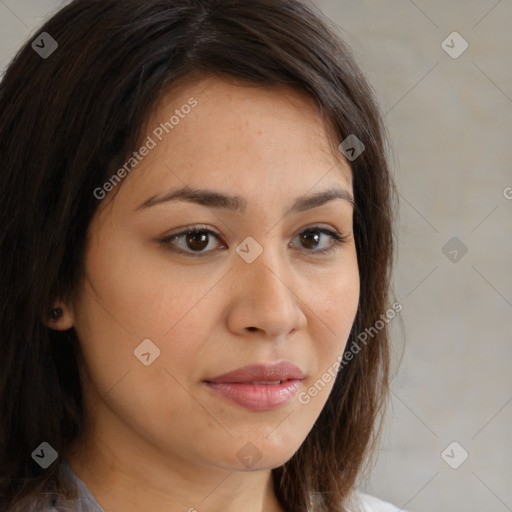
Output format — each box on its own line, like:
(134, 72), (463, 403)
(159, 224), (348, 257)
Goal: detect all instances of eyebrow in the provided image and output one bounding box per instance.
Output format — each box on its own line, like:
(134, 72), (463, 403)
(135, 185), (354, 215)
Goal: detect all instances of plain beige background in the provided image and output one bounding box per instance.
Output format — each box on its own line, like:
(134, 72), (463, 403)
(1, 1), (511, 511)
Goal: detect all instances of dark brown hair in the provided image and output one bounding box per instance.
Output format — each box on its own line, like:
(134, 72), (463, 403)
(0, 1), (397, 510)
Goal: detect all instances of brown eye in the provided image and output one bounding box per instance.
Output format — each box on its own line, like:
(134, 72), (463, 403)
(292, 227), (347, 255)
(160, 227), (226, 256)
(185, 230), (210, 251)
(299, 230), (322, 250)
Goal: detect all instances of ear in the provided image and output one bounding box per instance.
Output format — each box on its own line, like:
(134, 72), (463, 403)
(44, 303), (75, 331)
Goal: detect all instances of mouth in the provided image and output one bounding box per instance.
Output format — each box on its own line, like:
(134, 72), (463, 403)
(241, 380), (282, 385)
(203, 362), (305, 411)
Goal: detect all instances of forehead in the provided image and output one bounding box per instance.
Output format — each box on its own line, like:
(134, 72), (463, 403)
(149, 76), (350, 167)
(101, 75), (353, 214)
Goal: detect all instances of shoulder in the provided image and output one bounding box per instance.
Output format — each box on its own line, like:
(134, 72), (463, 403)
(10, 460), (97, 512)
(3, 495), (73, 512)
(347, 491), (407, 512)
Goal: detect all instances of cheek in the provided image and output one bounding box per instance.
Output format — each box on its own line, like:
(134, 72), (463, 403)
(300, 254), (359, 410)
(70, 248), (217, 458)
(71, 228), (228, 406)
(310, 256), (360, 356)
(77, 225), (223, 342)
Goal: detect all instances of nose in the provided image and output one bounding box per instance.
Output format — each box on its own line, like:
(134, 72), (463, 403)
(226, 244), (307, 339)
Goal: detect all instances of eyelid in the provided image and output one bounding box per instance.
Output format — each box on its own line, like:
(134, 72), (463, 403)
(162, 223), (218, 238)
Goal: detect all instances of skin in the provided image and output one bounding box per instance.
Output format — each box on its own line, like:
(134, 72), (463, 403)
(49, 75), (360, 512)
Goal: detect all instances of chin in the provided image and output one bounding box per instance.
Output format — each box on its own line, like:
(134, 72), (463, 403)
(214, 439), (303, 473)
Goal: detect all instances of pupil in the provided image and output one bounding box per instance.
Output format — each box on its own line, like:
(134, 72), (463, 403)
(187, 231), (209, 251)
(302, 230), (319, 249)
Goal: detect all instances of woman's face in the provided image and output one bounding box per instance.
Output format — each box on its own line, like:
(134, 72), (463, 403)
(65, 76), (360, 473)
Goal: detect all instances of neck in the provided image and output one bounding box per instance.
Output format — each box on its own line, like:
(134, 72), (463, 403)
(65, 425), (286, 512)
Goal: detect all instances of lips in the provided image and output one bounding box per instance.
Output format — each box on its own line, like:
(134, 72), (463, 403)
(205, 362), (305, 383)
(204, 362), (305, 411)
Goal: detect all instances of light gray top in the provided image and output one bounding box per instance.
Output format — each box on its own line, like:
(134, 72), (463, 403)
(39, 460), (105, 512)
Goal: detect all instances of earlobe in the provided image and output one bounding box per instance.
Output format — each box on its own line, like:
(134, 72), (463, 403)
(45, 305), (75, 331)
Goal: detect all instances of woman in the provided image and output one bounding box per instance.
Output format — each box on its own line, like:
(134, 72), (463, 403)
(0, 0), (403, 511)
